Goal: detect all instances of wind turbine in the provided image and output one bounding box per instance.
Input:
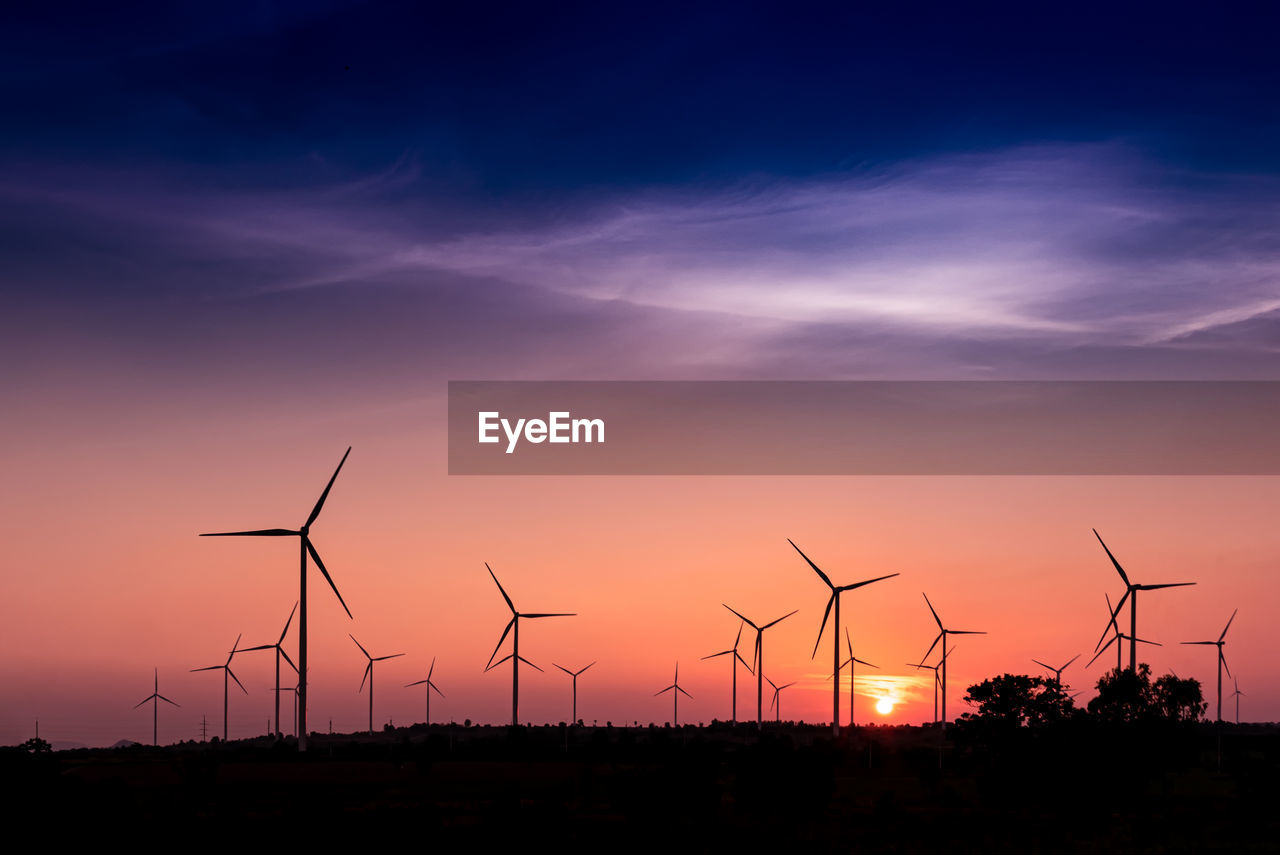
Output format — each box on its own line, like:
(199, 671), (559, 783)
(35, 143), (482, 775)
(1230, 678), (1243, 724)
(910, 643), (953, 725)
(1093, 528), (1195, 672)
(239, 602), (298, 737)
(920, 594), (985, 729)
(405, 657), (445, 726)
(1032, 654), (1080, 688)
(350, 635), (404, 734)
(766, 675), (796, 723)
(200, 447), (355, 752)
(701, 621), (753, 723)
(133, 668), (179, 746)
(723, 604), (797, 728)
(191, 633), (247, 741)
(1088, 592), (1162, 670)
(1182, 608), (1238, 723)
(829, 627), (877, 728)
(553, 662), (595, 725)
(655, 663), (692, 725)
(483, 563), (574, 725)
(789, 538), (898, 735)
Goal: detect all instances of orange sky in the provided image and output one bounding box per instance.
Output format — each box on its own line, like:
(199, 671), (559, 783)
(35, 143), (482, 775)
(3, 396), (1276, 745)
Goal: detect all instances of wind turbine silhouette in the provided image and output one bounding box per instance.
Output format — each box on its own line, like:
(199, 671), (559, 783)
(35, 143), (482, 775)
(1089, 592), (1161, 670)
(553, 662), (595, 725)
(200, 447), (355, 752)
(701, 621), (753, 724)
(405, 657), (445, 726)
(483, 563), (574, 725)
(723, 604), (797, 728)
(1230, 677), (1244, 724)
(1032, 654), (1080, 688)
(655, 663), (692, 725)
(789, 538), (898, 735)
(1182, 608), (1238, 722)
(766, 675), (796, 723)
(920, 593), (985, 729)
(191, 633), (246, 741)
(240, 602), (299, 738)
(910, 644), (953, 725)
(351, 635), (404, 734)
(1093, 528), (1195, 672)
(829, 627), (877, 728)
(133, 668), (179, 746)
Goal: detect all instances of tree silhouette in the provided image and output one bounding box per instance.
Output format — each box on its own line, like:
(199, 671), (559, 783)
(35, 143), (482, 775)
(960, 673), (1075, 727)
(1087, 664), (1205, 723)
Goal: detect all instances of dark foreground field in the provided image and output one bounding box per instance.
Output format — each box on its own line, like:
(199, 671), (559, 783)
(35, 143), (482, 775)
(6, 722), (1278, 851)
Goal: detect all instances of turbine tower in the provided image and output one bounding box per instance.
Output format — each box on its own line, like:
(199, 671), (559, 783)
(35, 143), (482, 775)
(553, 662), (595, 725)
(133, 668), (179, 746)
(766, 675), (796, 723)
(1089, 592), (1162, 670)
(351, 635), (404, 735)
(1181, 608), (1238, 723)
(1230, 678), (1244, 724)
(789, 538), (898, 735)
(405, 657), (445, 726)
(1093, 528), (1195, 672)
(701, 621), (752, 724)
(910, 645), (952, 726)
(723, 604), (797, 728)
(191, 633), (247, 741)
(484, 563), (574, 726)
(832, 627), (877, 728)
(240, 602), (299, 738)
(655, 663), (692, 725)
(920, 593), (985, 729)
(201, 447), (355, 752)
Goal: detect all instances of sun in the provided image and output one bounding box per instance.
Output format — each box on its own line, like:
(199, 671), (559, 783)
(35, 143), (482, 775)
(875, 697), (895, 716)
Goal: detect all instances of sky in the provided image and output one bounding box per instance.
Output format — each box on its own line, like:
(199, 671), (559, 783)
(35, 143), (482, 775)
(2, 2), (1279, 746)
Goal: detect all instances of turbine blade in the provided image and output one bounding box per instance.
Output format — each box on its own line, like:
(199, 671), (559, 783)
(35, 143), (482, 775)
(1220, 650), (1232, 679)
(788, 538), (833, 588)
(1087, 637), (1117, 667)
(486, 653), (514, 671)
(811, 593), (835, 659)
(486, 563), (515, 614)
(307, 540), (353, 619)
(280, 648), (298, 673)
(158, 695), (180, 707)
(191, 666), (221, 672)
(486, 617), (516, 669)
(349, 634), (371, 660)
(200, 529), (297, 537)
(554, 663), (574, 676)
(677, 686), (693, 699)
(1220, 608), (1238, 642)
(428, 656), (436, 680)
(722, 604), (758, 630)
(701, 650), (732, 660)
(1062, 654), (1080, 671)
(279, 601), (299, 643)
(1182, 641), (1217, 645)
(1131, 636), (1162, 647)
(580, 662), (596, 675)
(373, 654), (405, 661)
(133, 696), (154, 709)
(360, 662), (372, 692)
(852, 657), (878, 668)
(238, 644), (276, 652)
(306, 446), (351, 528)
(780, 682), (796, 691)
(1093, 528), (1131, 587)
(405, 679), (428, 687)
(655, 686), (674, 696)
(520, 613), (575, 618)
(921, 631), (943, 664)
(948, 630), (986, 635)
(922, 592), (943, 630)
(841, 573), (900, 591)
(735, 650), (754, 674)
(1138, 582), (1196, 590)
(430, 681), (445, 698)
(1032, 658), (1054, 672)
(762, 609), (797, 630)
(228, 633), (242, 661)
(845, 626), (853, 659)
(733, 621), (744, 649)
(228, 668), (248, 694)
(517, 655), (543, 672)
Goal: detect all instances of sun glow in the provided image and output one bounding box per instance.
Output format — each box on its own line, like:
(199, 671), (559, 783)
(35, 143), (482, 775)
(875, 697), (895, 715)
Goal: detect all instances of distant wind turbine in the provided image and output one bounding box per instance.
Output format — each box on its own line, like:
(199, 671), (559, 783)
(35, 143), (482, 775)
(1182, 608), (1238, 723)
(1230, 678), (1244, 724)
(766, 675), (796, 723)
(701, 621), (753, 724)
(910, 643), (953, 725)
(133, 668), (179, 746)
(1093, 528), (1195, 672)
(920, 594), (985, 729)
(1032, 654), (1080, 688)
(350, 634), (404, 734)
(723, 604), (797, 728)
(553, 662), (595, 725)
(1088, 593), (1161, 670)
(483, 563), (574, 725)
(201, 447), (355, 752)
(191, 633), (247, 741)
(790, 538), (897, 735)
(655, 663), (692, 725)
(828, 627), (877, 728)
(240, 602), (299, 738)
(405, 657), (445, 726)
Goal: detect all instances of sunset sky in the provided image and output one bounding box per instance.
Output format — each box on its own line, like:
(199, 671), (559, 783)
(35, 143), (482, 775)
(3, 3), (1279, 746)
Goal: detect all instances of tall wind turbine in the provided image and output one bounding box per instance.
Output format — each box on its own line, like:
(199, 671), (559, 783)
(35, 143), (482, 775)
(405, 657), (445, 726)
(921, 594), (984, 729)
(553, 661), (595, 725)
(831, 627), (877, 728)
(240, 602), (299, 738)
(655, 663), (692, 725)
(1182, 608), (1238, 722)
(789, 538), (898, 735)
(1032, 654), (1080, 687)
(701, 621), (753, 724)
(351, 635), (404, 734)
(133, 668), (179, 746)
(1089, 592), (1162, 670)
(1093, 528), (1195, 672)
(201, 447), (355, 752)
(191, 634), (247, 741)
(484, 563), (574, 725)
(766, 675), (796, 723)
(1230, 678), (1243, 724)
(723, 604), (797, 728)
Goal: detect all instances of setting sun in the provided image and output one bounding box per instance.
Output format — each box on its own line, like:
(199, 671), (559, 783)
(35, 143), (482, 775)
(875, 697), (895, 716)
